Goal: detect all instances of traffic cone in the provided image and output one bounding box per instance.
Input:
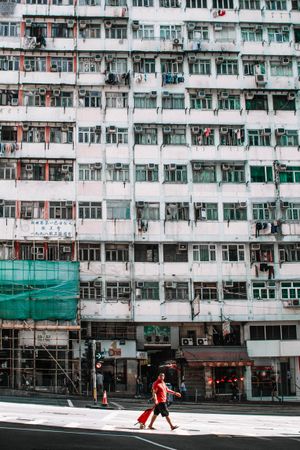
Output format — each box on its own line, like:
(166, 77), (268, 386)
(102, 390), (108, 407)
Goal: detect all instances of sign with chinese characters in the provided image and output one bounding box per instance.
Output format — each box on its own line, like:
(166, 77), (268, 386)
(100, 340), (136, 359)
(19, 330), (68, 347)
(20, 220), (75, 239)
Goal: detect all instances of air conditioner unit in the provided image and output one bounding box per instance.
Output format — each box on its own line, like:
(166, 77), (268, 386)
(104, 21), (112, 29)
(148, 163), (156, 170)
(178, 243), (187, 251)
(246, 92), (255, 100)
(67, 19), (75, 28)
(276, 128), (285, 136)
(220, 91), (229, 99)
(61, 165), (71, 173)
(191, 126), (200, 134)
(252, 244), (261, 250)
(115, 163), (123, 170)
(11, 98), (18, 106)
(195, 202), (204, 209)
(197, 91), (206, 98)
(79, 21), (87, 29)
(168, 164), (176, 170)
(267, 202), (276, 209)
(255, 74), (267, 86)
(108, 126), (116, 133)
(137, 201), (145, 208)
(282, 26), (289, 32)
(262, 128), (271, 136)
(214, 25), (223, 32)
(224, 281), (233, 287)
(95, 125), (101, 132)
(25, 19), (32, 27)
(282, 57), (290, 66)
(61, 125), (69, 132)
(188, 55), (197, 62)
(79, 89), (86, 97)
(150, 91), (157, 98)
(173, 38), (181, 46)
(222, 164), (231, 171)
(93, 162), (102, 169)
(296, 243), (300, 250)
(166, 281), (176, 288)
(163, 127), (172, 134)
(181, 338), (193, 346)
(62, 246), (71, 253)
(137, 282), (144, 288)
(65, 201), (73, 206)
(22, 124), (29, 131)
(220, 127), (228, 134)
(36, 253), (45, 260)
(187, 22), (196, 31)
(25, 164), (33, 171)
(133, 55), (142, 62)
(53, 89), (61, 97)
(50, 64), (58, 72)
(24, 64), (32, 72)
(105, 54), (114, 62)
(132, 20), (140, 30)
(216, 56), (224, 64)
(278, 164), (287, 172)
(94, 54), (102, 62)
(123, 287), (131, 294)
(134, 125), (143, 133)
(287, 92), (296, 101)
(162, 91), (170, 98)
(238, 201), (247, 209)
(280, 201), (289, 208)
(94, 280), (102, 287)
(176, 55), (184, 63)
(255, 25), (262, 31)
(197, 337), (208, 346)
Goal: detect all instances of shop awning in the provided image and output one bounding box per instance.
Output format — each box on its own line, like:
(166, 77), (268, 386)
(180, 347), (253, 367)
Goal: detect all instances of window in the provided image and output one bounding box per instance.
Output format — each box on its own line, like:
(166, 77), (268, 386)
(190, 93), (212, 110)
(194, 282), (217, 300)
(136, 164), (158, 182)
(189, 59), (211, 75)
(49, 201), (73, 219)
(163, 244), (188, 262)
(52, 23), (73, 38)
(281, 281), (300, 300)
(50, 127), (73, 144)
(213, 0), (233, 7)
(79, 163), (102, 181)
(106, 244), (129, 262)
(20, 243), (45, 260)
(250, 326), (265, 340)
(248, 130), (271, 146)
(80, 281), (102, 300)
(133, 0), (153, 5)
(106, 200), (130, 219)
(20, 201), (44, 219)
(165, 282), (189, 301)
(105, 25), (127, 40)
(246, 95), (268, 111)
(243, 61), (265, 76)
(78, 127), (101, 144)
(250, 166), (273, 182)
(105, 92), (128, 108)
(79, 243), (101, 261)
(222, 165), (245, 183)
(21, 163), (45, 180)
(50, 57), (73, 72)
(22, 127), (44, 143)
(222, 244), (245, 262)
(223, 281), (247, 300)
(52, 0), (74, 5)
(107, 164), (129, 182)
(192, 164), (216, 183)
(279, 167), (300, 183)
(276, 130), (298, 147)
(214, 25), (236, 42)
(106, 127), (128, 144)
(0, 201), (15, 218)
(0, 241), (14, 260)
(136, 202), (160, 220)
(49, 163), (73, 181)
(220, 128), (244, 146)
(216, 59), (238, 75)
(186, 0), (207, 6)
(188, 25), (209, 41)
(163, 127), (186, 145)
(266, 0), (287, 10)
(24, 56), (46, 72)
(191, 128), (215, 145)
(218, 94), (240, 110)
(253, 281), (276, 300)
(270, 61), (292, 76)
(241, 26), (263, 42)
(160, 0), (179, 6)
(194, 203), (218, 221)
(79, 90), (101, 108)
(79, 23), (101, 39)
(273, 95), (295, 111)
(193, 244), (216, 262)
(134, 244), (159, 262)
(106, 282), (131, 301)
(252, 203), (276, 220)
(134, 127), (157, 145)
(165, 202), (189, 221)
(0, 162), (16, 180)
(133, 58), (155, 74)
(282, 325), (297, 340)
(268, 27), (289, 43)
(134, 93), (156, 109)
(79, 57), (101, 73)
(23, 90), (45, 107)
(51, 92), (73, 108)
(133, 24), (154, 40)
(0, 55), (19, 71)
(284, 202), (300, 220)
(250, 244), (274, 263)
(164, 164), (187, 183)
(223, 203), (247, 221)
(160, 25), (182, 40)
(136, 282), (159, 300)
(79, 202), (102, 219)
(239, 0), (260, 8)
(279, 244), (300, 263)
(161, 59), (183, 74)
(79, 0), (101, 4)
(0, 22), (19, 37)
(162, 93), (185, 109)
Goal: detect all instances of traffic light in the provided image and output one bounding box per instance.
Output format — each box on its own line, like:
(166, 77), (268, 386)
(95, 342), (103, 370)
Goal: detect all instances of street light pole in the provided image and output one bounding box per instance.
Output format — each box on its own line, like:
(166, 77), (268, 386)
(91, 340), (97, 404)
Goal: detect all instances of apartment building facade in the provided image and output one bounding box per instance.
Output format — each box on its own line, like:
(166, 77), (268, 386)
(0, 0), (300, 399)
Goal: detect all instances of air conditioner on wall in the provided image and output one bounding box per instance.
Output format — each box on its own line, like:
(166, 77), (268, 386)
(197, 337), (208, 346)
(181, 338), (193, 346)
(275, 128), (285, 136)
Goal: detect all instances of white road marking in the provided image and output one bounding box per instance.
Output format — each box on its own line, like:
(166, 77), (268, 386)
(110, 401), (124, 410)
(134, 436), (178, 450)
(290, 438), (300, 442)
(67, 399), (74, 408)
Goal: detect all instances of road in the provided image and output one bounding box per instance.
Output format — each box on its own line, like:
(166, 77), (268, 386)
(0, 400), (300, 449)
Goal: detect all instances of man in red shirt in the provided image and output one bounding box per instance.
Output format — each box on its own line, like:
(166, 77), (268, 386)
(148, 373), (181, 430)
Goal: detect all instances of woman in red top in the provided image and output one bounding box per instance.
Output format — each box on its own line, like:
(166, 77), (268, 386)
(148, 373), (181, 430)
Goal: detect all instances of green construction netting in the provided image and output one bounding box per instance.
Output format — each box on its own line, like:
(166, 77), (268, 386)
(0, 260), (79, 320)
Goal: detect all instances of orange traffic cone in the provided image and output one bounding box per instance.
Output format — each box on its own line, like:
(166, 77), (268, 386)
(102, 390), (108, 407)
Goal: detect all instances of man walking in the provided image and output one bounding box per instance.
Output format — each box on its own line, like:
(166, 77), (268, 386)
(148, 373), (181, 431)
